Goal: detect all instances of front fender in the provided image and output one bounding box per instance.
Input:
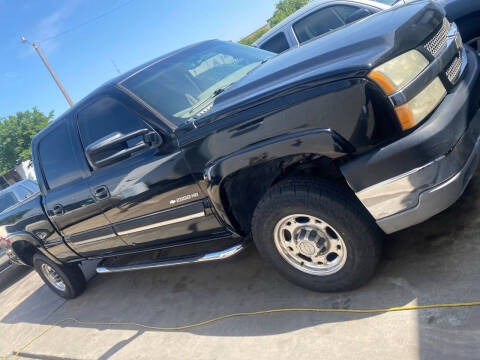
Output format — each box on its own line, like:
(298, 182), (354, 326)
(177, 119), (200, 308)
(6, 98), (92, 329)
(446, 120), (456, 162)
(203, 128), (354, 228)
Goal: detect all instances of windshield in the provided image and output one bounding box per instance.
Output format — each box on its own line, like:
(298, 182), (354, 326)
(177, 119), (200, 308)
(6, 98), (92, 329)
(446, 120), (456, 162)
(0, 191), (17, 213)
(121, 40), (274, 126)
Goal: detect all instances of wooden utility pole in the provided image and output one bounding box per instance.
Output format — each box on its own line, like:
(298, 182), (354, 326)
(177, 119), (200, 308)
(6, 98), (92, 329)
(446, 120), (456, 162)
(21, 36), (74, 107)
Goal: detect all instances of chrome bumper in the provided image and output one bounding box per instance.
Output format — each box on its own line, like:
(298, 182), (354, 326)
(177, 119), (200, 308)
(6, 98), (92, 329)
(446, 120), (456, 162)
(356, 111), (480, 234)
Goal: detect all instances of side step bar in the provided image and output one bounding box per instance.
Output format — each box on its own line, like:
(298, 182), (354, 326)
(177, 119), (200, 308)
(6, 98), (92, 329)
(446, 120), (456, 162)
(96, 242), (246, 274)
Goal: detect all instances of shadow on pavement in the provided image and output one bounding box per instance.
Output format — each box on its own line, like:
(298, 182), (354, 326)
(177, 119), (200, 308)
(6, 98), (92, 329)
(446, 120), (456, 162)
(3, 245), (394, 336)
(0, 265), (31, 293)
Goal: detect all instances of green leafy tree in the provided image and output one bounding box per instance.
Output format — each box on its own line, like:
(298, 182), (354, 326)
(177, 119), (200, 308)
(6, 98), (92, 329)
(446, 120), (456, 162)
(238, 0), (311, 46)
(239, 27), (270, 46)
(0, 108), (53, 173)
(269, 0), (312, 27)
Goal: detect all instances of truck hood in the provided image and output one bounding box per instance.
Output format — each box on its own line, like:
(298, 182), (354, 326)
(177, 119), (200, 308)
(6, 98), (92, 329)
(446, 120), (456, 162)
(192, 0), (444, 129)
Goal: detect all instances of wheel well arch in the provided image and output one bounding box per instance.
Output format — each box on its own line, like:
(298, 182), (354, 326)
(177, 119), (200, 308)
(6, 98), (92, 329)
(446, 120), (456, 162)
(11, 240), (39, 266)
(220, 154), (349, 235)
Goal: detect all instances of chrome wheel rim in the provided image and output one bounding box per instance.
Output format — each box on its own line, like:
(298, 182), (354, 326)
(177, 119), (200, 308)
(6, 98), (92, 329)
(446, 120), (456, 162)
(274, 214), (347, 276)
(40, 263), (66, 292)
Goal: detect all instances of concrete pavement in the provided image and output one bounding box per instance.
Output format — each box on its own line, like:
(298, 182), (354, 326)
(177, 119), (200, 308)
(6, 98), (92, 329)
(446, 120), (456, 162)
(2, 172), (480, 359)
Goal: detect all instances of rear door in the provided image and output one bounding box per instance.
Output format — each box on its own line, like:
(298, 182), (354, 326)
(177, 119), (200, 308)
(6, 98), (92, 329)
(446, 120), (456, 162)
(76, 90), (225, 250)
(38, 117), (128, 257)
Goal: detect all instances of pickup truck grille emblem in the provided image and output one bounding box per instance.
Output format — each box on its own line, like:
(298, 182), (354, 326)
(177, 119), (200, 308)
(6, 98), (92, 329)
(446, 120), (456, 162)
(169, 192), (199, 205)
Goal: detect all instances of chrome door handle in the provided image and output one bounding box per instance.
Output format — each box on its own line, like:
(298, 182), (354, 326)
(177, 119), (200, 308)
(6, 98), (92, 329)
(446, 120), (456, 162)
(52, 204), (64, 216)
(94, 185), (110, 200)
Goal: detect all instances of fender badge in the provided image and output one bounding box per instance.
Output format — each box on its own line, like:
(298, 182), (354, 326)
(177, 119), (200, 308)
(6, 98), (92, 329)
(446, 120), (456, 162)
(170, 192), (199, 205)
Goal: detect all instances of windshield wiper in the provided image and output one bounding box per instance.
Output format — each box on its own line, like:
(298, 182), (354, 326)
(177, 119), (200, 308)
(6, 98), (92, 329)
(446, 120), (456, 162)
(189, 82), (234, 115)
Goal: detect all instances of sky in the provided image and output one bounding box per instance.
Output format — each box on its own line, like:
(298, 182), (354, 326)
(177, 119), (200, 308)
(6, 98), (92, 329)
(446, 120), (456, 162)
(0, 0), (277, 119)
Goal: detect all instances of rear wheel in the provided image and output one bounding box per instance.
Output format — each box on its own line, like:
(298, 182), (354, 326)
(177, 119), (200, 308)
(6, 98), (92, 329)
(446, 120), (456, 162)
(33, 253), (86, 299)
(252, 178), (383, 292)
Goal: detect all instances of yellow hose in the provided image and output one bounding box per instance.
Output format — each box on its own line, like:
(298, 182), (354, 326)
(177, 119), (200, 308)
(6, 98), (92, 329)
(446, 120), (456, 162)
(4, 300), (480, 359)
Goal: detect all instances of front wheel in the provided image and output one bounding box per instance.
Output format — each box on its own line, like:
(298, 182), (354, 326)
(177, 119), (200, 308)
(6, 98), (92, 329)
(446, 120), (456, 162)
(33, 253), (86, 299)
(251, 178), (383, 292)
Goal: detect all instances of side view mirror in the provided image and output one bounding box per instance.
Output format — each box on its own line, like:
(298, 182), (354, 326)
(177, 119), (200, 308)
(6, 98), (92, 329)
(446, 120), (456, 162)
(345, 8), (373, 24)
(85, 128), (162, 169)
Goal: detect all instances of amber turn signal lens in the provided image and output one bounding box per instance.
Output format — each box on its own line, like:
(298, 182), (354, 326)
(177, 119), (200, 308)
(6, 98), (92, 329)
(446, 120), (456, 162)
(368, 71), (397, 95)
(394, 104), (416, 130)
(394, 77), (447, 131)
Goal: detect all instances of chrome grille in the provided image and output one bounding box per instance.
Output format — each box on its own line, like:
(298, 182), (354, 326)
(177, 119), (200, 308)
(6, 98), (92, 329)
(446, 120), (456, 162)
(446, 52), (463, 84)
(424, 18), (450, 57)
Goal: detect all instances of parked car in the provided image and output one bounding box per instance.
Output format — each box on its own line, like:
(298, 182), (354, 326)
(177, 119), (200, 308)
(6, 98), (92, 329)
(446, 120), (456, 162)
(0, 179), (39, 214)
(254, 0), (480, 53)
(0, 180), (38, 280)
(1, 1), (479, 299)
(254, 0), (389, 53)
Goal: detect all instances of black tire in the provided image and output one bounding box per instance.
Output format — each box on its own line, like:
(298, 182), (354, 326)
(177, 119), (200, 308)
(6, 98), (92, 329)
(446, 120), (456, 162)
(33, 253), (86, 299)
(251, 178), (383, 292)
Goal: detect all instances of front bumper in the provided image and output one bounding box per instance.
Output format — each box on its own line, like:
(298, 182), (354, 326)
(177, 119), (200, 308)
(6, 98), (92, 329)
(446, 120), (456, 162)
(344, 47), (480, 234)
(363, 110), (480, 233)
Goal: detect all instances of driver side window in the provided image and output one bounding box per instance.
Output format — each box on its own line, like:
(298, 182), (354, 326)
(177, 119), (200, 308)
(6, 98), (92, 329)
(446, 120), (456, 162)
(77, 97), (150, 167)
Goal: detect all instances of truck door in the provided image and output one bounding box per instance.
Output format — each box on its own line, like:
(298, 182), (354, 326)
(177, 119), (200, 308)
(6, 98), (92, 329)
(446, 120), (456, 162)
(37, 118), (129, 257)
(76, 93), (225, 250)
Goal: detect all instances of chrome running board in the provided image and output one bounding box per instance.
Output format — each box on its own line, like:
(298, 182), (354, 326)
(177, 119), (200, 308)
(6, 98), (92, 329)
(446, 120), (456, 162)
(96, 242), (246, 274)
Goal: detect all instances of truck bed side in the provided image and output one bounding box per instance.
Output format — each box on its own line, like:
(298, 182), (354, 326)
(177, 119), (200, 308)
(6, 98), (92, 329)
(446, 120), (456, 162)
(0, 194), (78, 265)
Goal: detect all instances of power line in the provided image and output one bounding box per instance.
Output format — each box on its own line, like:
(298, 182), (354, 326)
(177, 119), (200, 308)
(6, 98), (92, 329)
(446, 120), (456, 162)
(110, 58), (122, 74)
(39, 0), (136, 44)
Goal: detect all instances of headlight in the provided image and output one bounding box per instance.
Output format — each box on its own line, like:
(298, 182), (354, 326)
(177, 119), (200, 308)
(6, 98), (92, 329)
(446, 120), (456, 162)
(369, 50), (446, 130)
(395, 77), (446, 130)
(368, 50), (429, 95)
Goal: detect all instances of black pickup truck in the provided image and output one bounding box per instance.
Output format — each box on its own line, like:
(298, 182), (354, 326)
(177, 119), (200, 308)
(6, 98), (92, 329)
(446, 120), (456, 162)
(1, 1), (479, 299)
